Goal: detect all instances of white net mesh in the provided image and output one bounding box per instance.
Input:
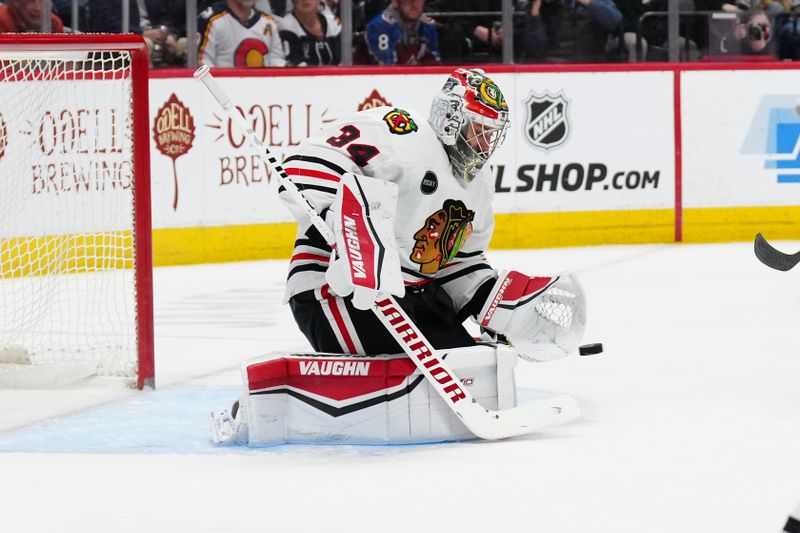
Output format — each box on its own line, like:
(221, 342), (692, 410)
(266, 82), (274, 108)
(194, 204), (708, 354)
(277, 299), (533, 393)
(0, 51), (139, 382)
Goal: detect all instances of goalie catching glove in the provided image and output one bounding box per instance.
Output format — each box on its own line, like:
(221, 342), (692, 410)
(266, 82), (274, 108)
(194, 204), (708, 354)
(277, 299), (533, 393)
(325, 172), (404, 310)
(476, 270), (586, 362)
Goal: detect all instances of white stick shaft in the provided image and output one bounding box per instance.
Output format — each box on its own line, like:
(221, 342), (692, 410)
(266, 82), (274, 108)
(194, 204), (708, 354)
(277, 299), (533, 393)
(193, 66), (577, 439)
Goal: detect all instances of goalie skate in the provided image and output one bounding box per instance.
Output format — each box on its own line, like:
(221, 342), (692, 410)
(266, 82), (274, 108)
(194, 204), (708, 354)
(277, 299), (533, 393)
(209, 400), (249, 445)
(208, 410), (235, 445)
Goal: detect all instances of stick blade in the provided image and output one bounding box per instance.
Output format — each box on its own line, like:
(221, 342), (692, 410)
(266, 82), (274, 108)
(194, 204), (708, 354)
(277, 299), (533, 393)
(464, 394), (580, 440)
(754, 233), (800, 272)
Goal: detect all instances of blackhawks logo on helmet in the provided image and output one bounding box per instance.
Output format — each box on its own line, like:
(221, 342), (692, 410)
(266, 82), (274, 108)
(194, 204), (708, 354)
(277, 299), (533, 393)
(383, 108), (418, 135)
(462, 70), (508, 114)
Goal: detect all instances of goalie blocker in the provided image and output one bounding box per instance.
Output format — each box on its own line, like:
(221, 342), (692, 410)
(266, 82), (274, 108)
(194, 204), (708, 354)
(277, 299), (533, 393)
(209, 343), (561, 446)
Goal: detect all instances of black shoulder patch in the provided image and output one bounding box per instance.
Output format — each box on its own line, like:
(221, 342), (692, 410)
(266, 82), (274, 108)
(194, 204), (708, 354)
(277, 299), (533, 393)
(420, 171), (438, 194)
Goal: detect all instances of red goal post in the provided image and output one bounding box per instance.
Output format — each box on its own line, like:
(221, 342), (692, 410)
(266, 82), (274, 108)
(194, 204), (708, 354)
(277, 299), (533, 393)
(0, 34), (154, 389)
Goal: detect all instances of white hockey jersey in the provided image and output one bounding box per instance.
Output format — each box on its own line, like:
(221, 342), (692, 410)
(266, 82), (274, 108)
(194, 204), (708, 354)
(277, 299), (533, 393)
(198, 2), (286, 67)
(280, 106), (497, 316)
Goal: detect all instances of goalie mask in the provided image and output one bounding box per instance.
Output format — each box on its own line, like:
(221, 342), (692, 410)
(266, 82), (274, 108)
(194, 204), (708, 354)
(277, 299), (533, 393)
(429, 68), (509, 183)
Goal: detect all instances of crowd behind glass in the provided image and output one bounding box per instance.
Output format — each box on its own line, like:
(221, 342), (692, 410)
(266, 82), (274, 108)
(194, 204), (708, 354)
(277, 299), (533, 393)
(0, 0), (798, 65)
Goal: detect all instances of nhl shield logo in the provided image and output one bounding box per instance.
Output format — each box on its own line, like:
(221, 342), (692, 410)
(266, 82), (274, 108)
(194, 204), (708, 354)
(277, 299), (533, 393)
(523, 92), (570, 151)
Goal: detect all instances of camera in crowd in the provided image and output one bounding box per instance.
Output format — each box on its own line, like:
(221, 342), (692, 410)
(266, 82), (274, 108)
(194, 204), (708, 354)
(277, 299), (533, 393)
(747, 21), (770, 41)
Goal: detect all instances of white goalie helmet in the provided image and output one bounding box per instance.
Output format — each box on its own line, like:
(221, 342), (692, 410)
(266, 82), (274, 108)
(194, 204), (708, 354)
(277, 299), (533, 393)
(428, 68), (510, 183)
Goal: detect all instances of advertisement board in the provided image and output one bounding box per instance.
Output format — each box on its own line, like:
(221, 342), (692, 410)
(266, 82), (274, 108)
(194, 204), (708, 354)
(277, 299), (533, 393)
(6, 62), (799, 267)
(683, 69), (800, 208)
(499, 70), (674, 214)
(1, 80), (133, 237)
(148, 74), (446, 231)
(147, 67), (683, 261)
(681, 68), (800, 241)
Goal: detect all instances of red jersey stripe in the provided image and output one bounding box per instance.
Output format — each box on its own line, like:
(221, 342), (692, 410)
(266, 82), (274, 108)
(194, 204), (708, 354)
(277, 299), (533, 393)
(291, 253), (330, 263)
(321, 285), (358, 354)
(286, 167), (341, 182)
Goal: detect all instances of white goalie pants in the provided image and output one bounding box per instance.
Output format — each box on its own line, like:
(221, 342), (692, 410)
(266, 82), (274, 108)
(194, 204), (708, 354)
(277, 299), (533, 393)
(233, 344), (518, 446)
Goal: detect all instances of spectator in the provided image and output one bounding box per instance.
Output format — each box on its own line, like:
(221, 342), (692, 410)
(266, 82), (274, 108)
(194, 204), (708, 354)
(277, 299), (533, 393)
(351, 0), (391, 32)
(428, 0), (562, 63)
(738, 0), (791, 14)
(694, 0), (742, 52)
(520, 0), (621, 62)
(777, 11), (800, 59)
(198, 0), (287, 67)
(87, 0), (138, 32)
(0, 0), (64, 32)
(695, 0), (742, 11)
(614, 0), (649, 60)
(86, 0), (172, 66)
(570, 0), (623, 61)
(736, 7), (775, 54)
(732, 0), (798, 59)
(743, 0), (800, 59)
(279, 0), (342, 65)
(256, 0), (292, 17)
(365, 0), (441, 65)
(517, 0), (550, 61)
(427, 0), (502, 62)
(52, 0), (87, 32)
(145, 0), (189, 67)
(627, 0), (698, 60)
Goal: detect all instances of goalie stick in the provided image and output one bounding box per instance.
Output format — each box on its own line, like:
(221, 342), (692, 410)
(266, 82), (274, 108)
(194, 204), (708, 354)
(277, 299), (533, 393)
(193, 66), (578, 440)
(754, 233), (800, 272)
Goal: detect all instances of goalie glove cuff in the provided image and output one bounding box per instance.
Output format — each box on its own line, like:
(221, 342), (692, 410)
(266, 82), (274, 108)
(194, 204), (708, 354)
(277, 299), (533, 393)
(476, 271), (557, 334)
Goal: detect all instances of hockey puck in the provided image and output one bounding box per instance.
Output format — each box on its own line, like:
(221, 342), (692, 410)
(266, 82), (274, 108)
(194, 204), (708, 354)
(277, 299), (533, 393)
(579, 343), (603, 356)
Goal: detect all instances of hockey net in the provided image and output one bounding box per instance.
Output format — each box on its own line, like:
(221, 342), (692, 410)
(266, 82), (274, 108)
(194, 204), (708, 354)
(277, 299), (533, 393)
(0, 35), (153, 389)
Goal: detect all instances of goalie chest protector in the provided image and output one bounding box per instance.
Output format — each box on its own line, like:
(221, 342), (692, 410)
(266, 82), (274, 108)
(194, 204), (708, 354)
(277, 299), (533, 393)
(282, 105), (496, 301)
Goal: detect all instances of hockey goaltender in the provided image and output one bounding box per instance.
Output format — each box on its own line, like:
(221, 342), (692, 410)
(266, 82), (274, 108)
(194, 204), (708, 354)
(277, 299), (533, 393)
(205, 67), (592, 446)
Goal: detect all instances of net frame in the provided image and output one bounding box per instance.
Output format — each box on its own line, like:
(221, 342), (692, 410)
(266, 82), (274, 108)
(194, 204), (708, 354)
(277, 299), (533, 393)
(0, 34), (154, 389)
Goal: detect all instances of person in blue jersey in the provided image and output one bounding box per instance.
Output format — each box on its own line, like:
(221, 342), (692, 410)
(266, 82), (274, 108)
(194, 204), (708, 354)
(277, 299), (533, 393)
(364, 0), (441, 65)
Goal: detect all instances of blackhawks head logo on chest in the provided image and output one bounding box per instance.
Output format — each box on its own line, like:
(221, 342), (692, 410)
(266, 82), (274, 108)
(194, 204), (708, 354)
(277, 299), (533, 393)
(410, 199), (474, 274)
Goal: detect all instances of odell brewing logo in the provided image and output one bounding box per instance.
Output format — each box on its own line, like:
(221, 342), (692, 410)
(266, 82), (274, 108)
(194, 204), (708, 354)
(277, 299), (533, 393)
(153, 93), (195, 210)
(0, 113), (6, 161)
(205, 103), (335, 187)
(523, 92), (570, 152)
(25, 107), (129, 196)
(358, 89), (391, 111)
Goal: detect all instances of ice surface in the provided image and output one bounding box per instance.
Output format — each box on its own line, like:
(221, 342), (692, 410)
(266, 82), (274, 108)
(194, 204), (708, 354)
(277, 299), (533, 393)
(1, 243), (799, 533)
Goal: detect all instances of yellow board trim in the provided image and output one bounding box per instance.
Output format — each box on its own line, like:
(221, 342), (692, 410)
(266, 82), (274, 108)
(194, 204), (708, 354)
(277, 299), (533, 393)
(152, 223), (297, 266)
(150, 209), (677, 265)
(682, 205), (800, 243)
(4, 206), (799, 273)
(149, 206), (800, 265)
(490, 209), (675, 249)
